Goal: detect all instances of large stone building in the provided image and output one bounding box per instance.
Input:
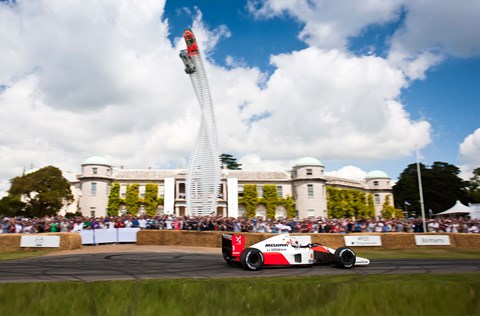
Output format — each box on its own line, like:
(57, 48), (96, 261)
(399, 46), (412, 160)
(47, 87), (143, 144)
(69, 156), (394, 219)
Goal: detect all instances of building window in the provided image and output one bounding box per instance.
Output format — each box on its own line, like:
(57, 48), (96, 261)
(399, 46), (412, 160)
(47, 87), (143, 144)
(374, 194), (380, 205)
(308, 209), (315, 217)
(91, 182), (97, 195)
(158, 185), (165, 197)
(306, 168), (313, 175)
(258, 185), (263, 198)
(238, 185), (244, 198)
(120, 184), (127, 198)
(92, 167), (98, 175)
(373, 180), (379, 187)
(277, 186), (283, 198)
(90, 207), (96, 218)
(307, 184), (314, 197)
(139, 185), (145, 198)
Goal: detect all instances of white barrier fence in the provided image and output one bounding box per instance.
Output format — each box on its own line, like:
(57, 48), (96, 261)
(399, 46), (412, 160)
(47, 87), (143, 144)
(80, 228), (140, 245)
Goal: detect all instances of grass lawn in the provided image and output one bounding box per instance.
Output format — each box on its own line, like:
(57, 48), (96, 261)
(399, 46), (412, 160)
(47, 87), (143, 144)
(355, 248), (480, 259)
(0, 274), (479, 316)
(0, 247), (479, 315)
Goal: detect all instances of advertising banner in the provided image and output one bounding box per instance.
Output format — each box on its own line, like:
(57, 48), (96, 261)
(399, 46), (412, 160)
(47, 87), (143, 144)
(415, 235), (450, 246)
(344, 235), (382, 246)
(20, 236), (60, 248)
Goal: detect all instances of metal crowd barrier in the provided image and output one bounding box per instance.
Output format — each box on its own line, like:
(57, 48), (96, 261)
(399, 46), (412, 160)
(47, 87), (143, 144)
(80, 228), (140, 245)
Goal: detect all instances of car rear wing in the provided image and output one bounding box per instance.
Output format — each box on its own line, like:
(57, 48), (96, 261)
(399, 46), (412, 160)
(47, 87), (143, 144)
(221, 234), (245, 260)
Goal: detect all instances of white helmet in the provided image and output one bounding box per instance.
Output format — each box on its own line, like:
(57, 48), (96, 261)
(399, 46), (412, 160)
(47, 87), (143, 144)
(290, 237), (300, 248)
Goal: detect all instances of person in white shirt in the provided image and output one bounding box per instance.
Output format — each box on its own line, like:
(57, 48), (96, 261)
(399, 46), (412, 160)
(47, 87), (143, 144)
(138, 217), (147, 229)
(71, 221), (83, 232)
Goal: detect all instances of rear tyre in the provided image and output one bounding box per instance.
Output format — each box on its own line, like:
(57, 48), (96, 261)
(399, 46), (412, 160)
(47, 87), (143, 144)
(240, 248), (264, 271)
(334, 247), (356, 269)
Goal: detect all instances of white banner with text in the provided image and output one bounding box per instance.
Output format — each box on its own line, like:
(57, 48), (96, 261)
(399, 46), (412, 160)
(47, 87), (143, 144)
(20, 235), (61, 248)
(344, 235), (382, 246)
(415, 235), (451, 246)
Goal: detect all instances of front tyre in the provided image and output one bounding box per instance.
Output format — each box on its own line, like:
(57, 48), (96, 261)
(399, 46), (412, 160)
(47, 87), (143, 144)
(334, 247), (356, 269)
(240, 248), (264, 271)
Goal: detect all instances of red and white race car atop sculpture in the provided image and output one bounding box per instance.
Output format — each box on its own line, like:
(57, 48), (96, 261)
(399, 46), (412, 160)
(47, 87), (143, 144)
(222, 233), (370, 270)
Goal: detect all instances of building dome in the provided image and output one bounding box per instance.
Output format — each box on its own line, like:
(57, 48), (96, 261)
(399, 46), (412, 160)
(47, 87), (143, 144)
(365, 170), (390, 179)
(294, 157), (323, 167)
(83, 156), (109, 166)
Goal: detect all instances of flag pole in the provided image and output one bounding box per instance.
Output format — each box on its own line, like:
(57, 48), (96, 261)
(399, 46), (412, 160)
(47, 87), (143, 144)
(415, 146), (427, 233)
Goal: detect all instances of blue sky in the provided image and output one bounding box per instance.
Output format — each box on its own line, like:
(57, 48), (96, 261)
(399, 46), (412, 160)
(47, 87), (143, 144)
(0, 0), (479, 195)
(164, 0), (480, 180)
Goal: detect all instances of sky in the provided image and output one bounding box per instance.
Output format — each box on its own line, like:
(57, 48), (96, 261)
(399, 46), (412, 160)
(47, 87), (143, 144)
(0, 0), (479, 197)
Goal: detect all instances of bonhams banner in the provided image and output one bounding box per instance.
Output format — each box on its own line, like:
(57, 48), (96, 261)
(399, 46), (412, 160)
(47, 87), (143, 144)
(415, 235), (451, 246)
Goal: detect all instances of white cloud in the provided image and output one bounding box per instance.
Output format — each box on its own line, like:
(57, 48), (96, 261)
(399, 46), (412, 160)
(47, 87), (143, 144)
(248, 0), (403, 50)
(238, 153), (293, 171)
(459, 128), (480, 179)
(249, 0), (480, 80)
(232, 48), (431, 162)
(325, 166), (367, 181)
(388, 0), (480, 79)
(2, 0), (477, 196)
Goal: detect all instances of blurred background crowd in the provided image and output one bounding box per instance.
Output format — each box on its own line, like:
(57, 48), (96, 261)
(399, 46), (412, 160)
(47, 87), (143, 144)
(1, 214), (479, 234)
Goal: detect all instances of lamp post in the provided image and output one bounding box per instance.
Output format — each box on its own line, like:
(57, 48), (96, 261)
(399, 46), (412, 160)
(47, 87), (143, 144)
(416, 146), (427, 233)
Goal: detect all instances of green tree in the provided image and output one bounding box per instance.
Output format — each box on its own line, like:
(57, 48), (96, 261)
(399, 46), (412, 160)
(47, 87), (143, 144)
(144, 184), (160, 217)
(107, 183), (122, 216)
(467, 167), (480, 203)
(279, 196), (296, 218)
(393, 162), (468, 215)
(125, 184), (140, 215)
(381, 195), (396, 219)
(262, 185), (278, 219)
(220, 153), (242, 170)
(243, 184), (258, 218)
(9, 166), (73, 216)
(0, 195), (25, 216)
(327, 187), (372, 219)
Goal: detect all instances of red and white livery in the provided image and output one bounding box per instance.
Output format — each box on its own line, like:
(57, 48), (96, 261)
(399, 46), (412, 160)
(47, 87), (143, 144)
(222, 233), (370, 271)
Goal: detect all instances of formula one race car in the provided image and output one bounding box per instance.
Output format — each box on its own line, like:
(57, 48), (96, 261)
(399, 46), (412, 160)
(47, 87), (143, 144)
(222, 233), (370, 270)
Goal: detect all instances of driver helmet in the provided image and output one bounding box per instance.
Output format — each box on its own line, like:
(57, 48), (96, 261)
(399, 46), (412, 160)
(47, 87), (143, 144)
(290, 237), (300, 248)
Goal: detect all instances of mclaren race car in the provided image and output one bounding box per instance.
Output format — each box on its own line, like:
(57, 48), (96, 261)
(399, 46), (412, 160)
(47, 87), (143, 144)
(222, 233), (370, 271)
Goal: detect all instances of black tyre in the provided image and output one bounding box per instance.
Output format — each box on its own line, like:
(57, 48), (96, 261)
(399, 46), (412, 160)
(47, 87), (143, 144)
(222, 252), (233, 265)
(334, 247), (356, 269)
(240, 248), (264, 271)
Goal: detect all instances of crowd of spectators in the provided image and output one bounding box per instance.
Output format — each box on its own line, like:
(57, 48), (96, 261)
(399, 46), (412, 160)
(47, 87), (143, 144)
(1, 214), (479, 234)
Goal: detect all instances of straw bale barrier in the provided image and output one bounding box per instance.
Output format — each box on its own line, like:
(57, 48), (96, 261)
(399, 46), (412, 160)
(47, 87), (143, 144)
(137, 230), (480, 249)
(0, 233), (82, 252)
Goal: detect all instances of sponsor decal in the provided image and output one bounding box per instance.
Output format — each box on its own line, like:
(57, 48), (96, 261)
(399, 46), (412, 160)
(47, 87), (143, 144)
(265, 243), (288, 247)
(265, 243), (288, 252)
(344, 236), (382, 246)
(415, 235), (450, 246)
(232, 235), (245, 256)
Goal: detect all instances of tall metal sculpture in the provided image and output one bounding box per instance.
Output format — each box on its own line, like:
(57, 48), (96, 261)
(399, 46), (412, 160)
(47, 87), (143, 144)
(179, 29), (221, 216)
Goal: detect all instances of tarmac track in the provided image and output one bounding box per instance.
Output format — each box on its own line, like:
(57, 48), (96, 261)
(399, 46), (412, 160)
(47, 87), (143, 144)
(1, 250), (479, 283)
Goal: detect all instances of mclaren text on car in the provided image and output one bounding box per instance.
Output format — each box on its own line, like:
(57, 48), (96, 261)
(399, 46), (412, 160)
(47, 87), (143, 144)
(222, 233), (370, 271)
